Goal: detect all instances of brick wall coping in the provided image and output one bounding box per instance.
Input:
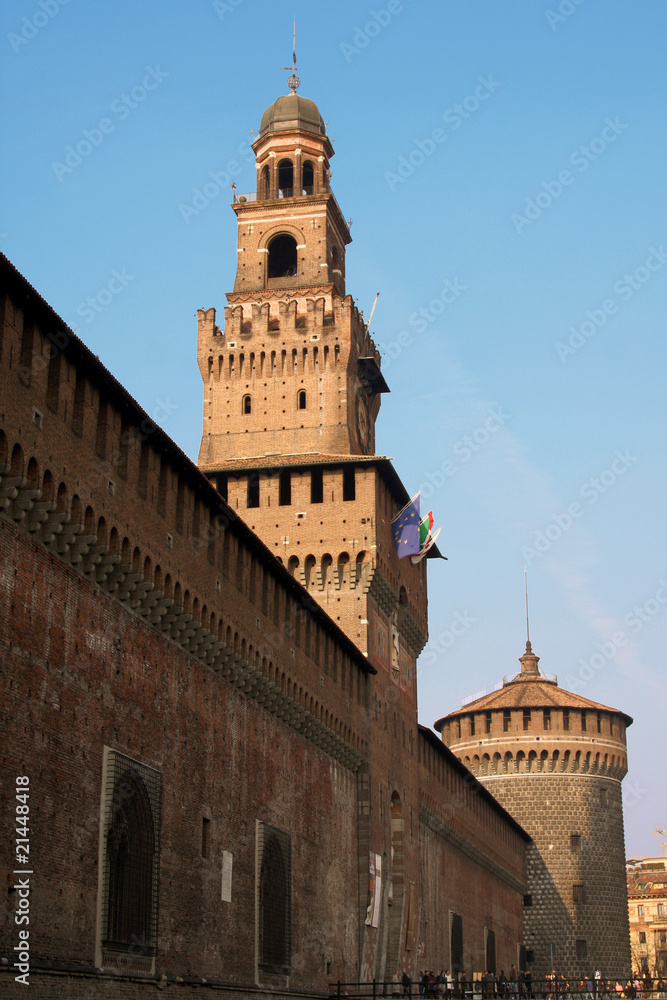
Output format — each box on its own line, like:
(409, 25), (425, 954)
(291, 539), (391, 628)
(418, 725), (531, 842)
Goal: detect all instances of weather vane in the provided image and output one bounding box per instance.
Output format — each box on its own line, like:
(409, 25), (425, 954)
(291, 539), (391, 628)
(280, 21), (300, 93)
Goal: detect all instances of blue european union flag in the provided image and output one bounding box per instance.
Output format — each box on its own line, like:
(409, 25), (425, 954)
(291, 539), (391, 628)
(391, 493), (421, 558)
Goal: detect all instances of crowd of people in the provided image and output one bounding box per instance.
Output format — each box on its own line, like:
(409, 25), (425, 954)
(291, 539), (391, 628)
(388, 970), (667, 999)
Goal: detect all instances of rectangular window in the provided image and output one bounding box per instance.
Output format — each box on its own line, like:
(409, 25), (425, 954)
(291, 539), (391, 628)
(469, 714), (475, 736)
(278, 469), (291, 506)
(97, 748), (162, 974)
(256, 821), (291, 977)
(485, 927), (496, 974)
(597, 711), (602, 733)
(581, 710), (587, 732)
(523, 894), (533, 907)
(247, 473), (260, 509)
(658, 903), (666, 916)
(485, 711), (492, 734)
(639, 932), (646, 944)
(503, 709), (511, 732)
(216, 474), (228, 502)
(638, 905), (645, 916)
(310, 467), (323, 504)
(600, 788), (608, 807)
(201, 817), (211, 859)
(659, 931), (667, 944)
(543, 709), (551, 731)
(343, 465), (355, 501)
(570, 834), (581, 852)
(450, 912), (463, 976)
(576, 939), (588, 960)
(523, 709), (532, 731)
(563, 708), (570, 731)
(573, 883), (585, 903)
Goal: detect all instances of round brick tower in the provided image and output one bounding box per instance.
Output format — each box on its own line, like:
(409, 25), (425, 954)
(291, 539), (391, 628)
(434, 641), (633, 982)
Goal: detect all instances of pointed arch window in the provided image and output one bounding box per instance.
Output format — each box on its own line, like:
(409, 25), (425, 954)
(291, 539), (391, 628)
(257, 823), (291, 975)
(98, 750), (162, 972)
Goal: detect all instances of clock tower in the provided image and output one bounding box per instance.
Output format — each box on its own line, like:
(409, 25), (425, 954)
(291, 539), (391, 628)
(196, 80), (441, 981)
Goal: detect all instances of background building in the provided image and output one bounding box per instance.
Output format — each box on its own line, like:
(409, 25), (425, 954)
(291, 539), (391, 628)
(627, 856), (667, 977)
(436, 640), (633, 981)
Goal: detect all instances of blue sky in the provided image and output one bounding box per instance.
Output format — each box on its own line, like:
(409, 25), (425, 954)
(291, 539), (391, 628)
(2, 0), (666, 857)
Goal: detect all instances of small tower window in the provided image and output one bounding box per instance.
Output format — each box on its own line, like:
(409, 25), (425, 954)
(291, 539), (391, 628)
(262, 165), (270, 199)
(247, 473), (260, 509)
(523, 709), (532, 731)
(310, 468), (323, 504)
(279, 469), (291, 506)
(543, 708), (551, 731)
(243, 394), (251, 414)
(277, 159), (293, 198)
(302, 160), (314, 195)
(485, 711), (492, 734)
(268, 234), (297, 279)
(563, 708), (570, 731)
(298, 390), (306, 410)
(503, 709), (511, 732)
(469, 713), (475, 736)
(343, 466), (355, 502)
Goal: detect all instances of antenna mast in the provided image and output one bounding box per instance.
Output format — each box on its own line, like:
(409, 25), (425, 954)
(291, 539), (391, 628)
(281, 21), (300, 92)
(524, 566), (531, 651)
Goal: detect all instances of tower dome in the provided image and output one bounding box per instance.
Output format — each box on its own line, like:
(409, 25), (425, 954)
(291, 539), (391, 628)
(435, 641), (633, 983)
(259, 93), (327, 138)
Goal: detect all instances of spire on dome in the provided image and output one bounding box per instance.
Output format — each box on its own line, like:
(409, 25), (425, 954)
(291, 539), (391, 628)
(280, 21), (300, 93)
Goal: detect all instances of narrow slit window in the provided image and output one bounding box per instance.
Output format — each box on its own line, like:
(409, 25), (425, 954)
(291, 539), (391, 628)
(298, 390), (306, 410)
(311, 468), (323, 504)
(279, 469), (291, 506)
(247, 473), (260, 509)
(343, 466), (355, 502)
(243, 394), (251, 415)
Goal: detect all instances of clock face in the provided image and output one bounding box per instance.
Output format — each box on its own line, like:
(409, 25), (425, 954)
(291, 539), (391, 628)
(355, 384), (372, 454)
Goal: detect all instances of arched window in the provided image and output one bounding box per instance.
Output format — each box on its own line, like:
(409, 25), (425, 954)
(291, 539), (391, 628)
(298, 390), (306, 410)
(258, 824), (291, 974)
(277, 159), (293, 198)
(267, 234), (297, 279)
(262, 165), (270, 199)
(100, 753), (161, 969)
(242, 394), (251, 414)
(302, 160), (314, 195)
